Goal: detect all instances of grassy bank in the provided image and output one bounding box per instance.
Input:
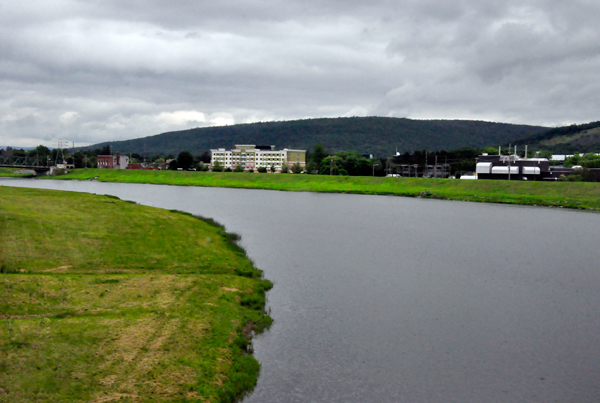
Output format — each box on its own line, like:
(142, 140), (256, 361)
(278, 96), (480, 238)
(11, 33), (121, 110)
(0, 168), (34, 178)
(42, 168), (600, 210)
(0, 186), (272, 402)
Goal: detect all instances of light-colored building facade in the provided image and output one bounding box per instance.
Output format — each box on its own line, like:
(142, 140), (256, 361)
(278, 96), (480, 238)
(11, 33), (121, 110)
(210, 145), (306, 171)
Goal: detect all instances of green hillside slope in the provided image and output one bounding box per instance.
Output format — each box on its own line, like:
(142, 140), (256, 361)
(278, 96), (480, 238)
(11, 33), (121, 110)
(80, 117), (547, 157)
(514, 121), (600, 153)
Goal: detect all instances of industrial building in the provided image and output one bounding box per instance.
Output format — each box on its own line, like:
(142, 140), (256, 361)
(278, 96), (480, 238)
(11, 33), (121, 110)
(475, 152), (596, 180)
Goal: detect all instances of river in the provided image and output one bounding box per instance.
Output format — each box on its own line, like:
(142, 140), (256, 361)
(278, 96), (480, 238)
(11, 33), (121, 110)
(2, 178), (600, 402)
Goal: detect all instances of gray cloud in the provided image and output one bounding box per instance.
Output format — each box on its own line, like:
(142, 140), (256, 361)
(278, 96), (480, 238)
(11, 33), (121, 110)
(1, 0), (600, 147)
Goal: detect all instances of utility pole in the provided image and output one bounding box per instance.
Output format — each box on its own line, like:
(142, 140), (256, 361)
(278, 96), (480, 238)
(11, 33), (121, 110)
(508, 143), (512, 181)
(445, 155), (448, 178)
(55, 140), (67, 166)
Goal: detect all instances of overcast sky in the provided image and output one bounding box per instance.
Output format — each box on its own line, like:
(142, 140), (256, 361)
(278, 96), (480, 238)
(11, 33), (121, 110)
(2, 1), (600, 148)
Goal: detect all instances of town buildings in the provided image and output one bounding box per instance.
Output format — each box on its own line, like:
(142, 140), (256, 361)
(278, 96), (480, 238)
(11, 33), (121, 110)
(210, 145), (306, 171)
(97, 153), (129, 169)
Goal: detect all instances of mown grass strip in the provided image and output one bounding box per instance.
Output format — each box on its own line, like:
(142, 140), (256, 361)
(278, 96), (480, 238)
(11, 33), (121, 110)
(0, 186), (272, 402)
(43, 168), (600, 210)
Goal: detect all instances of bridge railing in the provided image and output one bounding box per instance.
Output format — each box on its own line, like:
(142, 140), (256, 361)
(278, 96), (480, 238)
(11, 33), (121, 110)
(0, 155), (50, 168)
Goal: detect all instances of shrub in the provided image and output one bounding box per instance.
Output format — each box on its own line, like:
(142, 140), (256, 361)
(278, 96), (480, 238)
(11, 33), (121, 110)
(211, 161), (224, 172)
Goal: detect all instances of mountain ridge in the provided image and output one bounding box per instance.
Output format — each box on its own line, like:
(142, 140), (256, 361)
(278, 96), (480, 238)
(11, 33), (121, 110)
(79, 116), (548, 157)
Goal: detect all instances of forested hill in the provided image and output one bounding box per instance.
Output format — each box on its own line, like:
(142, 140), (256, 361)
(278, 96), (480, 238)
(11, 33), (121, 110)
(514, 121), (600, 153)
(82, 117), (547, 157)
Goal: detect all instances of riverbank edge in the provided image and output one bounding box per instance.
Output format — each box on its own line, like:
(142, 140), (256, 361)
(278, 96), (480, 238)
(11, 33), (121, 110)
(30, 168), (600, 211)
(0, 186), (273, 403)
(169, 208), (274, 403)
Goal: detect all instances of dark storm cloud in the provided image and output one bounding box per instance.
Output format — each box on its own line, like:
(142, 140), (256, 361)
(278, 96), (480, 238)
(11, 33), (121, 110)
(1, 0), (600, 147)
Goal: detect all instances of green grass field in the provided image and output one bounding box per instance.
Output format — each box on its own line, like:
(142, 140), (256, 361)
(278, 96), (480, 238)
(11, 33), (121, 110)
(0, 186), (272, 403)
(41, 168), (600, 210)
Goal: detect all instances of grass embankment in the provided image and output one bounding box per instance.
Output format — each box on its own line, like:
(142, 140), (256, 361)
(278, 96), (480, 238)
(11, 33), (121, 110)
(0, 186), (272, 403)
(0, 168), (34, 178)
(49, 168), (600, 210)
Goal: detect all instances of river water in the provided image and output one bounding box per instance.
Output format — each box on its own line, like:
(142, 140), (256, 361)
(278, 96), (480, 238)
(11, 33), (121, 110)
(3, 178), (600, 402)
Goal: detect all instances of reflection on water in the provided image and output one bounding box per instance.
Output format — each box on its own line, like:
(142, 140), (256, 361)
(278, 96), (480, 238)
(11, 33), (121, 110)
(3, 178), (600, 403)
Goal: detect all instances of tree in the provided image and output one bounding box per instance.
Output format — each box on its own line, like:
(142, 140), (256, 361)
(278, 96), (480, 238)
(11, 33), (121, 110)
(332, 151), (371, 176)
(12, 148), (26, 157)
(320, 155), (347, 175)
(27, 145), (51, 158)
(291, 163), (303, 174)
(73, 151), (85, 168)
(310, 144), (328, 166)
(86, 156), (97, 168)
(304, 161), (319, 174)
(269, 164), (276, 173)
(211, 160), (224, 172)
(149, 154), (162, 162)
(280, 163), (290, 173)
(536, 150), (553, 160)
(197, 151), (211, 163)
(168, 159), (179, 170)
(233, 164), (244, 172)
(257, 166), (267, 173)
(177, 151), (195, 170)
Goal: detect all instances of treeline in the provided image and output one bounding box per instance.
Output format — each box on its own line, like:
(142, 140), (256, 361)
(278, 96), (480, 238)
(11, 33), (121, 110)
(303, 145), (562, 177)
(103, 145), (488, 176)
(5, 143), (563, 179)
(0, 145), (212, 170)
(564, 153), (600, 168)
(0, 145), (95, 168)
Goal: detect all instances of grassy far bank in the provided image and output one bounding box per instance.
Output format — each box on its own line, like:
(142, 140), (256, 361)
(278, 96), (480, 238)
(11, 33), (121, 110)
(41, 168), (600, 210)
(0, 168), (34, 178)
(0, 186), (272, 403)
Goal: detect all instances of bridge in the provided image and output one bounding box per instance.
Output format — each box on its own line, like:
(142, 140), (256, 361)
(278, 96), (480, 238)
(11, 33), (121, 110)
(0, 156), (52, 175)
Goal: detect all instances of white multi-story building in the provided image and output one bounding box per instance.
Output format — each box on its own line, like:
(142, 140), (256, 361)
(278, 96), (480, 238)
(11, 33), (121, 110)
(210, 145), (306, 171)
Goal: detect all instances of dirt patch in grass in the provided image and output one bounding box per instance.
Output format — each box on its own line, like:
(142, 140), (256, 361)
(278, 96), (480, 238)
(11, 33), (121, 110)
(44, 265), (73, 273)
(221, 287), (241, 292)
